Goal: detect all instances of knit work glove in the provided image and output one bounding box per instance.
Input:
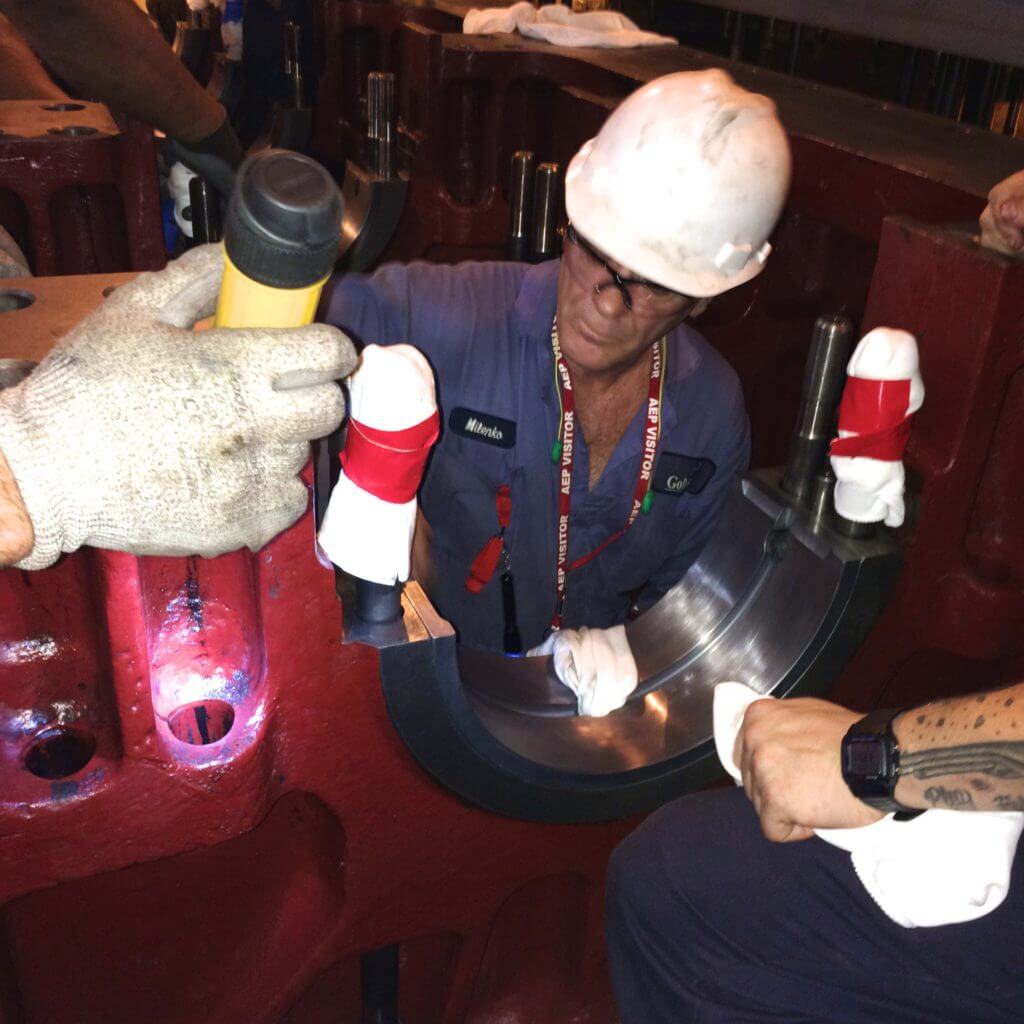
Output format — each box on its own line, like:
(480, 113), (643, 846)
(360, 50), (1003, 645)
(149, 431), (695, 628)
(0, 245), (356, 569)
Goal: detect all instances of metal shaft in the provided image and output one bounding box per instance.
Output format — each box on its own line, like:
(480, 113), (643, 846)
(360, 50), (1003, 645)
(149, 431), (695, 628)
(284, 22), (304, 109)
(188, 176), (222, 244)
(368, 71), (396, 180)
(508, 150), (535, 261)
(531, 162), (562, 262)
(354, 578), (403, 625)
(361, 945), (400, 1024)
(782, 313), (855, 505)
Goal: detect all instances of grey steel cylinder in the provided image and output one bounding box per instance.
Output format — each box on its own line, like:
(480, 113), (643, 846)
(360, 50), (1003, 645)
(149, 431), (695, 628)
(284, 22), (304, 109)
(188, 176), (222, 244)
(833, 515), (876, 540)
(782, 313), (856, 505)
(354, 578), (403, 624)
(531, 162), (562, 262)
(368, 71), (396, 180)
(808, 464), (836, 527)
(508, 150), (535, 261)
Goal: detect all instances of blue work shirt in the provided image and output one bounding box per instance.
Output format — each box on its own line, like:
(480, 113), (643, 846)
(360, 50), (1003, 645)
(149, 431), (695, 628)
(321, 259), (750, 652)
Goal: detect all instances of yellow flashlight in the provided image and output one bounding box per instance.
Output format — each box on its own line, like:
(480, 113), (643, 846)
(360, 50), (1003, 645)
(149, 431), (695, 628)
(215, 149), (342, 331)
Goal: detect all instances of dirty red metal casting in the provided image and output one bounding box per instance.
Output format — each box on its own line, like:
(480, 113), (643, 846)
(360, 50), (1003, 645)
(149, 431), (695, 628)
(2, 20), (1024, 1021)
(0, 100), (164, 277)
(0, 273), (630, 1023)
(830, 218), (1024, 712)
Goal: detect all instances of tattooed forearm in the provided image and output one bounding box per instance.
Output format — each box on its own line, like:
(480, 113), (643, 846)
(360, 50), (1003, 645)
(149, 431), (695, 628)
(891, 684), (1024, 811)
(993, 794), (1024, 811)
(901, 743), (1024, 780)
(923, 786), (975, 809)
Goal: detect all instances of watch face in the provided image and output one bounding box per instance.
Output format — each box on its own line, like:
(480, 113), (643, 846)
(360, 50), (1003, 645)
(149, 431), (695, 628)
(842, 736), (893, 799)
(845, 739), (886, 779)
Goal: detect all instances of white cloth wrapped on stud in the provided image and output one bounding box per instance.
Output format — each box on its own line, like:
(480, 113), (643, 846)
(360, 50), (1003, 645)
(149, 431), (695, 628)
(318, 344), (438, 586)
(829, 327), (925, 528)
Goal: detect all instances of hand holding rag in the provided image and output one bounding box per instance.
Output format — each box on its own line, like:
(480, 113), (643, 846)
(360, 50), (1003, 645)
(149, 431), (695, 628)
(714, 682), (1024, 928)
(531, 624), (638, 717)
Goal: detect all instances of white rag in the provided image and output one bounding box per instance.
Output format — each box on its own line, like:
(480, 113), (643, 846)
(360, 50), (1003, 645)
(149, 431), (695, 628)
(464, 2), (677, 49)
(713, 682), (1024, 928)
(318, 344), (437, 585)
(529, 625), (638, 716)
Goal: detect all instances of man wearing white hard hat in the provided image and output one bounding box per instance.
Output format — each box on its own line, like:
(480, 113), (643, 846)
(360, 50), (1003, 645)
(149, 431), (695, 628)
(322, 68), (790, 715)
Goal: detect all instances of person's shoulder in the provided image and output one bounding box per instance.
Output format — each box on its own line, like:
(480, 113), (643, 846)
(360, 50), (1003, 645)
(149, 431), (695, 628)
(671, 324), (743, 403)
(401, 258), (528, 301)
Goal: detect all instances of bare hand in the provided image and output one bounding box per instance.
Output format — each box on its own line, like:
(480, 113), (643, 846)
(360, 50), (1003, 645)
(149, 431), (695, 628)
(979, 169), (1024, 256)
(734, 698), (885, 843)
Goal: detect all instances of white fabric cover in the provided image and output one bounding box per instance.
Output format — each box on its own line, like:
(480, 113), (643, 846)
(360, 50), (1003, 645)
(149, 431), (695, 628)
(714, 682), (1024, 928)
(464, 3), (677, 48)
(831, 328), (925, 528)
(318, 344), (437, 586)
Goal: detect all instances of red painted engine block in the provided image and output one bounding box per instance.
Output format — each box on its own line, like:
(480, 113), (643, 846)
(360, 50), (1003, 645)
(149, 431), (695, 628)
(0, 101), (164, 277)
(1, 11), (1024, 1020)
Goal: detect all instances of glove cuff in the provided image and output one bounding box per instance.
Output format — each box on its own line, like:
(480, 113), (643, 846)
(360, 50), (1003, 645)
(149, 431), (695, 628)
(168, 111), (243, 197)
(0, 392), (66, 569)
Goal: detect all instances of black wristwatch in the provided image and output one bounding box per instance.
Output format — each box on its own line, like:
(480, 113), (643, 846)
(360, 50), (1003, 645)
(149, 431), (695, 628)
(841, 708), (921, 817)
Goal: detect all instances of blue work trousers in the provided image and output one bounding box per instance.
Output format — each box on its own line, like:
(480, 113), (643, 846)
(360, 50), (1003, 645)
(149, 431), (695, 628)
(607, 788), (1024, 1023)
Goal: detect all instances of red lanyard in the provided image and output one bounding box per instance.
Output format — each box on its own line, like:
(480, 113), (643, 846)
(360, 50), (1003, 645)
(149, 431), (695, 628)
(550, 319), (664, 629)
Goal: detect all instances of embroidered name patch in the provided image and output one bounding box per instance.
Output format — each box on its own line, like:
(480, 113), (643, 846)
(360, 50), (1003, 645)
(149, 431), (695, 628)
(652, 452), (715, 496)
(449, 407), (517, 449)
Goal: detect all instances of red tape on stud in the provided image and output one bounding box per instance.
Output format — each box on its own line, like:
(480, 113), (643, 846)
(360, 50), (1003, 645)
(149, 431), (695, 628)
(830, 377), (913, 462)
(341, 412), (440, 504)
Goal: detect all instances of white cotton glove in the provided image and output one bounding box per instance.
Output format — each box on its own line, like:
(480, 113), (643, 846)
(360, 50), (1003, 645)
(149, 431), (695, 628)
(0, 245), (357, 569)
(532, 625), (638, 717)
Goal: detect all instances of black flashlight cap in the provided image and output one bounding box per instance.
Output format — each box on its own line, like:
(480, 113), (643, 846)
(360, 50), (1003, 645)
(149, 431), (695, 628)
(224, 149), (342, 289)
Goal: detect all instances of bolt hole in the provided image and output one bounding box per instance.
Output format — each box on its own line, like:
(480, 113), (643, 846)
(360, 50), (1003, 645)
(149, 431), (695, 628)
(0, 290), (34, 313)
(41, 102), (86, 112)
(0, 359), (37, 389)
(168, 699), (235, 745)
(47, 126), (98, 137)
(24, 726), (97, 780)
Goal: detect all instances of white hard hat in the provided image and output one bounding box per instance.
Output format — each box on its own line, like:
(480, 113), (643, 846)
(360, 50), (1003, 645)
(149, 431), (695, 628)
(564, 69), (792, 298)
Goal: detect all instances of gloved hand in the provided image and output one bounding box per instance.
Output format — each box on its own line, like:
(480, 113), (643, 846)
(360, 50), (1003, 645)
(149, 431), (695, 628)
(979, 169), (1024, 257)
(167, 111), (244, 198)
(0, 244), (356, 570)
(531, 624), (639, 717)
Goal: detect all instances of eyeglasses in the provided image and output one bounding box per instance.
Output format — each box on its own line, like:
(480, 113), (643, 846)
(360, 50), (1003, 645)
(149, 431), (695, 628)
(565, 223), (695, 315)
